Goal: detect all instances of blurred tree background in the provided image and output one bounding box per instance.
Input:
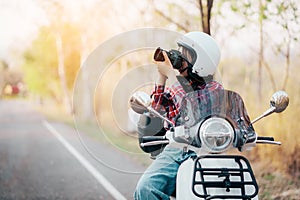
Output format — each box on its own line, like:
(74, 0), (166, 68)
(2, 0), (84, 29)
(1, 0), (299, 198)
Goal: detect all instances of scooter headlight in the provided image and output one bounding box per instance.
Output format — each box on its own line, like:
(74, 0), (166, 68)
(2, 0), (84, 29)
(199, 117), (234, 153)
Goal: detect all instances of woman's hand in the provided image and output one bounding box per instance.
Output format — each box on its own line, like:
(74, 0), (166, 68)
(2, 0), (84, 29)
(153, 51), (176, 85)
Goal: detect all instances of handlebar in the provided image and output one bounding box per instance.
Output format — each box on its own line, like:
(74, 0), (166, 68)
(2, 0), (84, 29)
(140, 136), (169, 147)
(257, 136), (274, 141)
(256, 136), (281, 145)
(139, 134), (282, 149)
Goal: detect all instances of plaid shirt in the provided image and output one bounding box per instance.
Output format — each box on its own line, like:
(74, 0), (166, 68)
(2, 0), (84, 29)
(151, 81), (223, 125)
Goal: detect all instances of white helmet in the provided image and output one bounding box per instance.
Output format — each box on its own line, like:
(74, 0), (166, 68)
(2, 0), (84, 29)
(177, 31), (221, 77)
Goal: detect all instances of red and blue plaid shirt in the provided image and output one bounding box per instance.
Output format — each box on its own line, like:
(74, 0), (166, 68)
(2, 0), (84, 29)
(151, 80), (223, 125)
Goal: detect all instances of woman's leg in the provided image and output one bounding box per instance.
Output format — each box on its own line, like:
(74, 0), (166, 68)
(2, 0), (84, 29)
(134, 147), (183, 200)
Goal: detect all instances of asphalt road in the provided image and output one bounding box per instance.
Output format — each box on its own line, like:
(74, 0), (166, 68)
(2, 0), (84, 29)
(0, 99), (147, 200)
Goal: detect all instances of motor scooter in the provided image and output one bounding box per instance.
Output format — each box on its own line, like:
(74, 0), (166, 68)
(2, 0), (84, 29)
(130, 89), (289, 200)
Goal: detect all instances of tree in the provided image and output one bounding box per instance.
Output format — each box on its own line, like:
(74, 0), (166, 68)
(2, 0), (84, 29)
(23, 25), (80, 104)
(221, 0), (299, 98)
(267, 0), (300, 90)
(198, 0), (214, 34)
(151, 0), (215, 34)
(36, 0), (80, 113)
(0, 60), (9, 98)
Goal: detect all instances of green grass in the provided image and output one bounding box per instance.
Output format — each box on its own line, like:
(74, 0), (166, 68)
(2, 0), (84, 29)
(253, 164), (299, 199)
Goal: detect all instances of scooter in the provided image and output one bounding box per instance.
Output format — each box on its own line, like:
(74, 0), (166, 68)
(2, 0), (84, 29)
(130, 89), (289, 199)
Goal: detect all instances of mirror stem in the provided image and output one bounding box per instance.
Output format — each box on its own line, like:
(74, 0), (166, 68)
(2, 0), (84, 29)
(133, 95), (175, 128)
(147, 106), (175, 128)
(250, 106), (276, 125)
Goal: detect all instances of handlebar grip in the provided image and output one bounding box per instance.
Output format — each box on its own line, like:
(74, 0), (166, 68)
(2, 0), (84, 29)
(140, 136), (167, 142)
(257, 136), (274, 141)
(140, 136), (169, 147)
(140, 140), (170, 147)
(256, 136), (281, 145)
(139, 136), (168, 153)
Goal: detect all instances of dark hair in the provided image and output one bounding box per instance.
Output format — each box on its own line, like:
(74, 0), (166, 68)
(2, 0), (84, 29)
(187, 67), (213, 89)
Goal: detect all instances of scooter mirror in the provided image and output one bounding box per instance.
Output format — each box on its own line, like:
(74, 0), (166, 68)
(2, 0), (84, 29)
(270, 90), (289, 113)
(130, 91), (175, 127)
(129, 91), (151, 114)
(251, 90), (289, 124)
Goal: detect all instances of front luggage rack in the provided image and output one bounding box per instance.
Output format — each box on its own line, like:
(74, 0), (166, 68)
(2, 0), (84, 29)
(192, 155), (259, 199)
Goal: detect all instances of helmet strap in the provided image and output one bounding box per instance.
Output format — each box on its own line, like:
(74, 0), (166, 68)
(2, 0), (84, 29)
(187, 68), (213, 89)
(176, 66), (213, 92)
(178, 66), (189, 74)
(178, 58), (193, 74)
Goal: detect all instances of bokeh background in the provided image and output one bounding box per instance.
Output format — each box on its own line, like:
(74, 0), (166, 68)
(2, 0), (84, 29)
(1, 0), (299, 199)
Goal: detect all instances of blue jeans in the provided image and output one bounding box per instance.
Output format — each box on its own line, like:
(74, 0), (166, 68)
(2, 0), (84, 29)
(134, 147), (196, 200)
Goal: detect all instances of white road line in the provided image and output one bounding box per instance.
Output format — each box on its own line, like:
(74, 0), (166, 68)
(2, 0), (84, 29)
(43, 120), (127, 200)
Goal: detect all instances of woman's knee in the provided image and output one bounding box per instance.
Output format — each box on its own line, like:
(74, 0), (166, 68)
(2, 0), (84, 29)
(134, 176), (151, 196)
(134, 181), (150, 199)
